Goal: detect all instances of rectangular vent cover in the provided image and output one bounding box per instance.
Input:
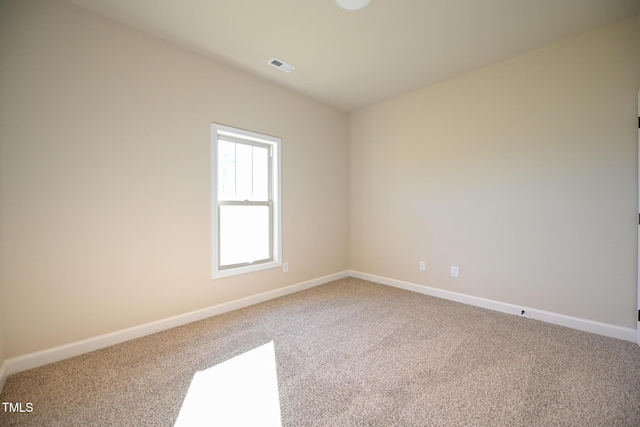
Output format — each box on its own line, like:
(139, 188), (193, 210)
(269, 58), (295, 73)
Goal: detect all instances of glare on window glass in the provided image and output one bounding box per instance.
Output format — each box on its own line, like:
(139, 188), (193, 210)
(235, 143), (252, 201)
(253, 146), (269, 201)
(219, 205), (270, 266)
(218, 140), (236, 200)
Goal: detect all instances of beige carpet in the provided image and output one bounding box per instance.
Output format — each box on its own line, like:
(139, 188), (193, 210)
(1, 277), (639, 426)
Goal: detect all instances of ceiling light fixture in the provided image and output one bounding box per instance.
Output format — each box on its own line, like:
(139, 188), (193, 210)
(335, 0), (371, 11)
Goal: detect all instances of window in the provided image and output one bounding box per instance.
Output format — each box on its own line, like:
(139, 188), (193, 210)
(212, 124), (281, 278)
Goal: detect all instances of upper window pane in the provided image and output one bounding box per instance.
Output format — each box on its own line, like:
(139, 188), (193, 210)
(218, 139), (270, 202)
(218, 140), (236, 200)
(235, 143), (253, 201)
(252, 146), (269, 201)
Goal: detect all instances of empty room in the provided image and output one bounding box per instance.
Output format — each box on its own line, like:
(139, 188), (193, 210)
(1, 0), (640, 425)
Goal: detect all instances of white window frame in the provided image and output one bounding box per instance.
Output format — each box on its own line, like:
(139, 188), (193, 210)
(211, 123), (282, 279)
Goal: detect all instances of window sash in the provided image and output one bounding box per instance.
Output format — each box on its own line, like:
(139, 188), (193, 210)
(217, 201), (273, 269)
(217, 137), (272, 203)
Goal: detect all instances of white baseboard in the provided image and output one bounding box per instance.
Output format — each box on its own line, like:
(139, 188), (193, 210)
(2, 268), (633, 392)
(2, 271), (349, 379)
(0, 360), (7, 394)
(349, 270), (637, 343)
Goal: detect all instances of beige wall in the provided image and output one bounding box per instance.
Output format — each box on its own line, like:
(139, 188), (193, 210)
(0, 0), (349, 358)
(0, 287), (4, 363)
(350, 18), (639, 329)
(0, 0), (637, 362)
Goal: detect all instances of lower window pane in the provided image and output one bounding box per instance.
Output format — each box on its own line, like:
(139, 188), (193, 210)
(220, 205), (270, 266)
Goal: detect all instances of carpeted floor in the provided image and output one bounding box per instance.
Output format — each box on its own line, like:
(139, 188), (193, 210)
(1, 277), (639, 426)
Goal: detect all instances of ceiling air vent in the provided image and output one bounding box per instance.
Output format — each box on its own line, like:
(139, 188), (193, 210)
(268, 58), (295, 73)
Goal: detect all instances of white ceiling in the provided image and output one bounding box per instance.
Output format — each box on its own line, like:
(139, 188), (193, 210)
(65, 0), (640, 112)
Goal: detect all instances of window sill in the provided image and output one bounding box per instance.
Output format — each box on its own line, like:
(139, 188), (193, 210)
(213, 260), (282, 279)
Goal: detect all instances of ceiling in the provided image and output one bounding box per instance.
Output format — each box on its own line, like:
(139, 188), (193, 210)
(65, 0), (640, 112)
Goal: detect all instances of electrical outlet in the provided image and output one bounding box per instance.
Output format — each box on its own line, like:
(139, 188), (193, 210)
(283, 262), (289, 273)
(419, 261), (426, 271)
(450, 266), (459, 277)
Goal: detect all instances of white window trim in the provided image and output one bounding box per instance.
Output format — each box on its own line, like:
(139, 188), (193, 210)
(211, 123), (282, 279)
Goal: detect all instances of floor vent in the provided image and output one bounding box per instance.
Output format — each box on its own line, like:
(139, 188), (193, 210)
(268, 58), (295, 73)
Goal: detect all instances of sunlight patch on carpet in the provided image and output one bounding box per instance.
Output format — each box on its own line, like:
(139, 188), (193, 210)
(175, 341), (282, 426)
